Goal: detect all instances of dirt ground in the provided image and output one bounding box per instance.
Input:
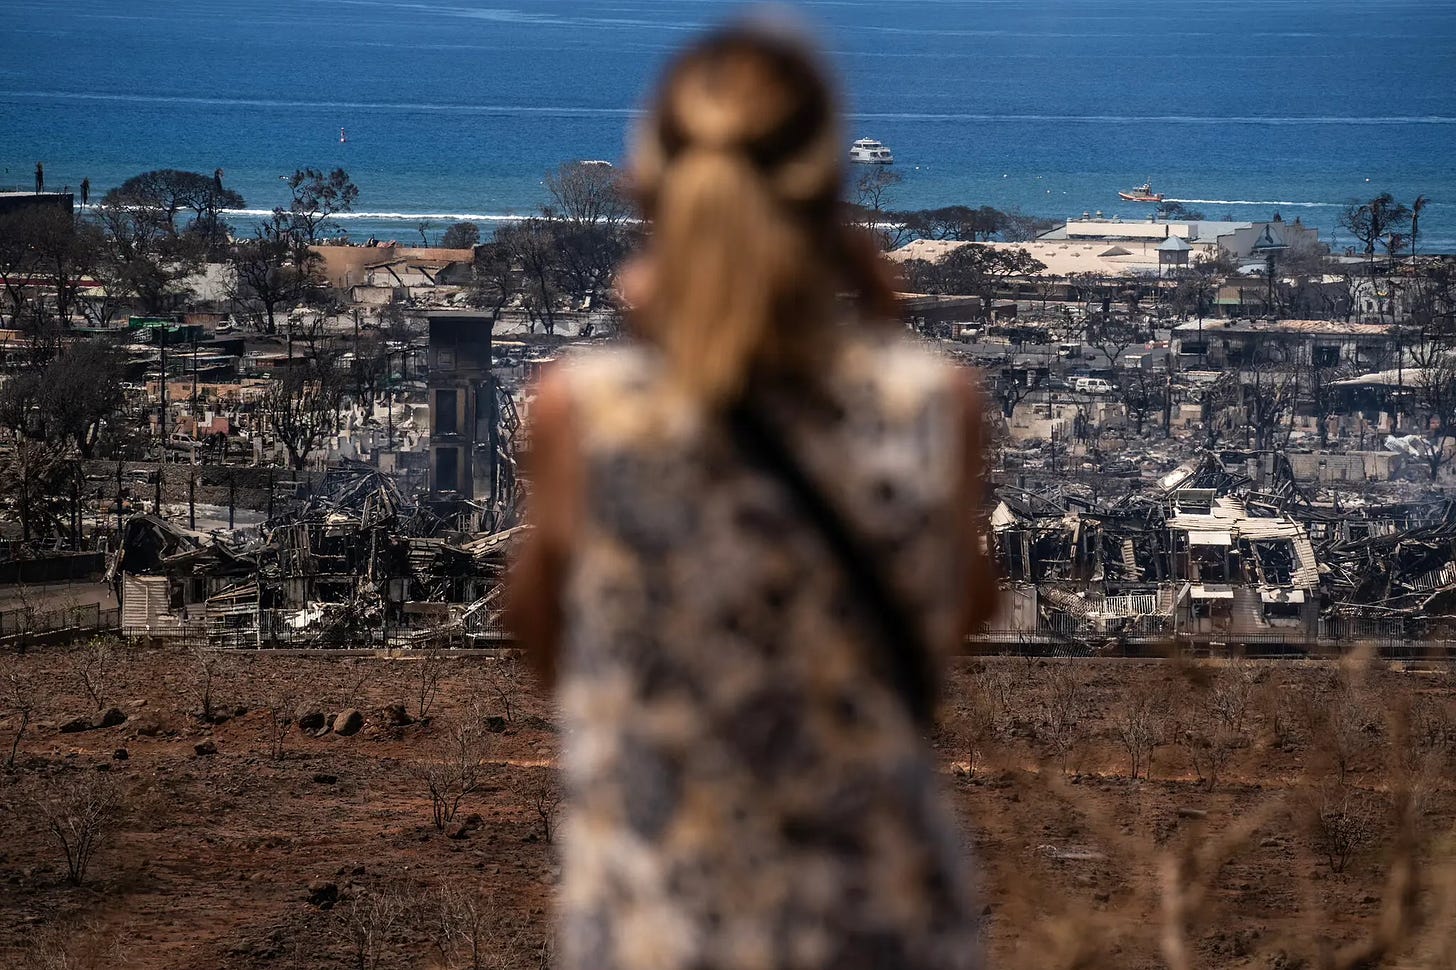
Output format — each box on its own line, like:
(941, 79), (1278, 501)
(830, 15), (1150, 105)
(2, 646), (1454, 970)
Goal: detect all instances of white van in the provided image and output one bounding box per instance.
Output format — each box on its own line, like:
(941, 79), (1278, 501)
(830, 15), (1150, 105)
(1071, 377), (1114, 395)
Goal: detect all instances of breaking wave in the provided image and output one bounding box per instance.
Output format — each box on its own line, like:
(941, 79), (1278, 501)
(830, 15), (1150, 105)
(221, 208), (529, 223)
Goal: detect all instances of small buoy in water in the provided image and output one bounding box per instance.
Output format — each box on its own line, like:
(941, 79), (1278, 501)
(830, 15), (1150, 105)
(340, 128), (348, 143)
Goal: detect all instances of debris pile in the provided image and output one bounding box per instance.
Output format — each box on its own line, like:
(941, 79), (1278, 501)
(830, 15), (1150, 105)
(110, 460), (523, 647)
(988, 451), (1456, 651)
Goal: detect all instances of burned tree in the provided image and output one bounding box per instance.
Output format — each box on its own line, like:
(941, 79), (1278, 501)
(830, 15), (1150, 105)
(229, 215), (323, 336)
(280, 167), (359, 243)
(1242, 345), (1300, 451)
(1118, 369), (1166, 437)
(932, 244), (1046, 318)
(260, 362), (347, 471)
(1339, 192), (1411, 262)
(850, 168), (908, 251)
(543, 160), (631, 228)
(92, 201), (200, 316)
(1407, 342), (1456, 480)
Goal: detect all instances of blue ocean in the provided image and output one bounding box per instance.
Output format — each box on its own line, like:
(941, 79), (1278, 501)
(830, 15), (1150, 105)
(2, 0), (1454, 249)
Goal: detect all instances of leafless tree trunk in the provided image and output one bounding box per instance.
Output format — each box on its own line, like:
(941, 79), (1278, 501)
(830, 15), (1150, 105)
(2, 660), (34, 769)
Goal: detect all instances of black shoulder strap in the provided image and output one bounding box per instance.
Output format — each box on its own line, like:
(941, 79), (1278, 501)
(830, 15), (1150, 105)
(725, 402), (936, 728)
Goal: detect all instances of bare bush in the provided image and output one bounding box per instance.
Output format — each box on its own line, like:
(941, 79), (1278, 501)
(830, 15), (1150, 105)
(974, 660), (1019, 719)
(21, 919), (125, 970)
(263, 690), (294, 761)
(943, 688), (999, 776)
(72, 636), (119, 712)
(186, 643), (232, 723)
(333, 881), (412, 970)
(333, 661), (373, 710)
(1033, 664), (1089, 773)
(1210, 659), (1256, 735)
(434, 875), (532, 970)
(16, 771), (125, 885)
(1179, 688), (1242, 791)
(1261, 680), (1302, 749)
(1303, 785), (1383, 874)
(1113, 691), (1165, 781)
(480, 653), (527, 723)
(1301, 684), (1370, 785)
(413, 716), (492, 830)
(516, 765), (564, 844)
(411, 641), (448, 721)
(1409, 692), (1454, 753)
(2, 657), (34, 769)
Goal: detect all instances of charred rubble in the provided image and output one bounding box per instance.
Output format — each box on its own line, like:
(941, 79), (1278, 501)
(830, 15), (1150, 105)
(988, 451), (1456, 651)
(109, 461), (522, 647)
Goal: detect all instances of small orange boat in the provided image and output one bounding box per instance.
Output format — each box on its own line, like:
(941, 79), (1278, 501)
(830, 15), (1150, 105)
(1118, 181), (1163, 203)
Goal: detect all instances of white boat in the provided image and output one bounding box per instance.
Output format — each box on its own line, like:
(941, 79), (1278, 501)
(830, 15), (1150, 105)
(849, 138), (894, 165)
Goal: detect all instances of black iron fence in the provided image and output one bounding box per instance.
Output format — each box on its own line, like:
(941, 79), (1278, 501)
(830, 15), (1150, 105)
(0, 603), (121, 643)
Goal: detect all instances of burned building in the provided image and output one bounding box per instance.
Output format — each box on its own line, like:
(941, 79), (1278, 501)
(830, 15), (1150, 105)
(425, 309), (517, 514)
(112, 463), (521, 647)
(988, 453), (1322, 648)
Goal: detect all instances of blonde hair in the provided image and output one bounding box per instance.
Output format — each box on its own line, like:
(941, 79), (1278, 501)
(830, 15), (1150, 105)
(631, 26), (898, 408)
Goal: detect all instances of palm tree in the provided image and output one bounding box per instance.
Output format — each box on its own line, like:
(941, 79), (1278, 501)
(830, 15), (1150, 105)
(1411, 195), (1429, 258)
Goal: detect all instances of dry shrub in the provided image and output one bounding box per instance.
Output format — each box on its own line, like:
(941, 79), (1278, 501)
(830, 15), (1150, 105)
(412, 714), (493, 830)
(11, 771), (126, 885)
(1178, 680), (1244, 791)
(942, 664), (1009, 775)
(71, 636), (119, 712)
(21, 919), (125, 970)
(1112, 691), (1166, 781)
(1032, 664), (1090, 773)
(263, 689), (295, 761)
(332, 660), (374, 710)
(410, 641), (448, 721)
(332, 881), (413, 970)
(1300, 682), (1371, 786)
(1301, 784), (1384, 874)
(2, 656), (35, 769)
(1261, 678), (1304, 749)
(184, 643), (234, 723)
(478, 653), (528, 723)
(434, 875), (536, 970)
(515, 765), (564, 844)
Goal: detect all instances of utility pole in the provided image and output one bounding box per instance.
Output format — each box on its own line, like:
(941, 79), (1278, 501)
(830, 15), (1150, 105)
(158, 325), (168, 446)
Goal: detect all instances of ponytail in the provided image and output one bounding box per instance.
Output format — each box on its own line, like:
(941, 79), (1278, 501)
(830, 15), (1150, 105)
(644, 147), (834, 408)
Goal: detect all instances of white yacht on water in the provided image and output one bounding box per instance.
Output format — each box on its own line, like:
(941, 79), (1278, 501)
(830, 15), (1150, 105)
(849, 138), (894, 164)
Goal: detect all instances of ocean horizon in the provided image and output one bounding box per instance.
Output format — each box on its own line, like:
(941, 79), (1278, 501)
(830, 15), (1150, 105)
(2, 0), (1453, 250)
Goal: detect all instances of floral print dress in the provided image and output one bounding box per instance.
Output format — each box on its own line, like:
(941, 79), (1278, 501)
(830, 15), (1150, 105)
(554, 332), (981, 970)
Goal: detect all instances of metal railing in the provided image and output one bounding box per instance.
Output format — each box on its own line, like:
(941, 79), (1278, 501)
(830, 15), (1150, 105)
(0, 603), (120, 642)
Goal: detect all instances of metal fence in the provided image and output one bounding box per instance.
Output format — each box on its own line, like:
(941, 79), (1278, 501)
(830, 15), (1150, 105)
(964, 629), (1456, 661)
(0, 603), (121, 642)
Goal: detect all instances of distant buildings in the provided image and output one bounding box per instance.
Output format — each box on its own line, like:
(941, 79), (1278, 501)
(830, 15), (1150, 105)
(890, 213), (1322, 281)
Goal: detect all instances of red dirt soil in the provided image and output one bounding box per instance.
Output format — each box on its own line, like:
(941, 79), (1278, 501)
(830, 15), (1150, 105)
(2, 648), (1453, 969)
